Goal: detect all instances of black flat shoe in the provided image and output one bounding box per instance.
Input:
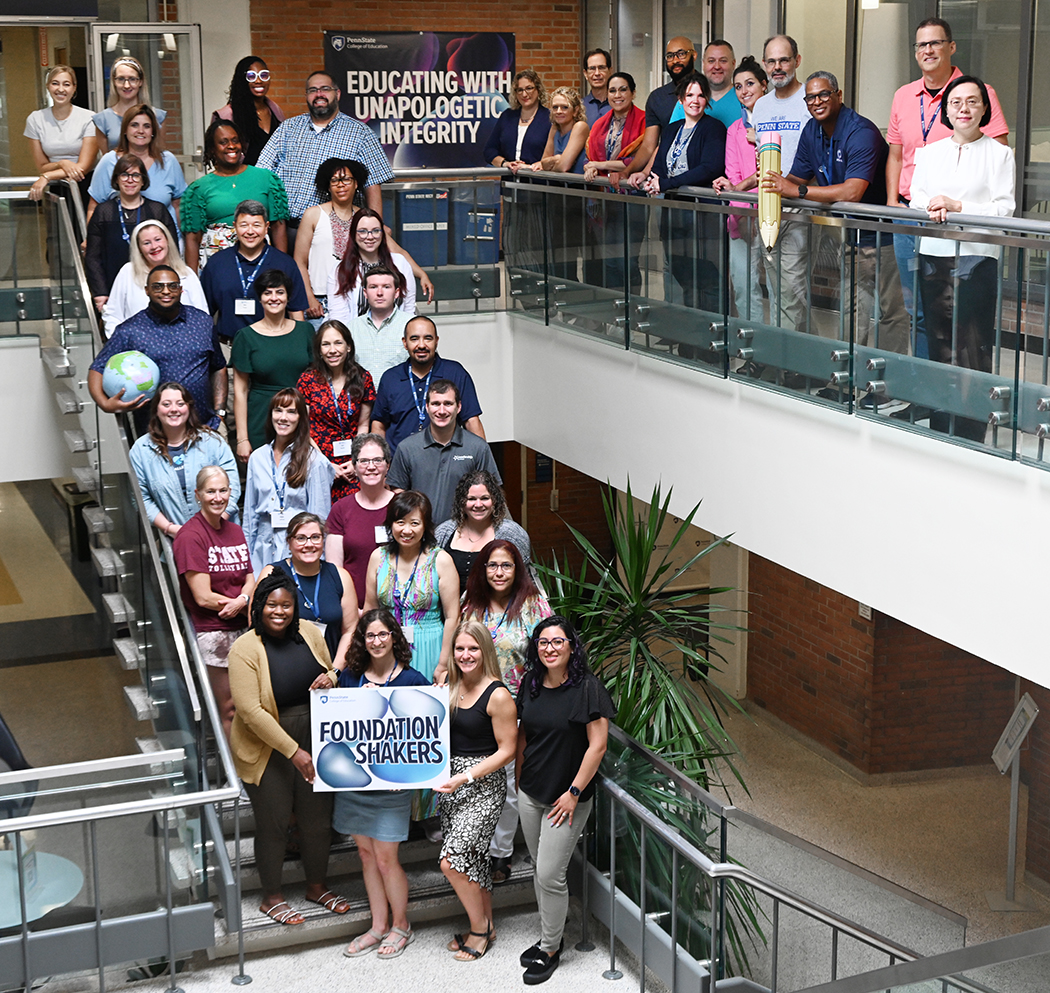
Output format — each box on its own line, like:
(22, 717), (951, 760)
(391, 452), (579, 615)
(520, 937), (562, 967)
(523, 949), (561, 985)
(491, 855), (513, 885)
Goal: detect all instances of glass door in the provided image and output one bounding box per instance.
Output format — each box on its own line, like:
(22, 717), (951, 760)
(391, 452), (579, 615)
(89, 23), (204, 183)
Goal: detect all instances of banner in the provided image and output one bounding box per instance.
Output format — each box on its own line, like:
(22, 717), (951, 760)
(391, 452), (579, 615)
(324, 31), (515, 169)
(310, 686), (450, 791)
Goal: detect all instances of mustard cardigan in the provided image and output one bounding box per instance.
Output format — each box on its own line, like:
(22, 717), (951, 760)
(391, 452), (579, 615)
(228, 622), (335, 785)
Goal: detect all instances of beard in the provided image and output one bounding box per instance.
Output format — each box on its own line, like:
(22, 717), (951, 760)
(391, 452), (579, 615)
(667, 58), (695, 81)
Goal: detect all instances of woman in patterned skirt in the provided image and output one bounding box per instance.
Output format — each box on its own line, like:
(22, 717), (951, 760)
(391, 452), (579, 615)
(436, 620), (517, 960)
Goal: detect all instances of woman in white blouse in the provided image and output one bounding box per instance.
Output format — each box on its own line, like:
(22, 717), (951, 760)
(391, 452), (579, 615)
(909, 75), (1014, 442)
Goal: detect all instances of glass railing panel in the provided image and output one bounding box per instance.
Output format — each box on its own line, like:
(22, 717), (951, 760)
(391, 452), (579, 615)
(0, 192), (52, 341)
(1013, 238), (1050, 470)
(953, 948), (1050, 993)
(46, 188), (93, 347)
(502, 180), (550, 323)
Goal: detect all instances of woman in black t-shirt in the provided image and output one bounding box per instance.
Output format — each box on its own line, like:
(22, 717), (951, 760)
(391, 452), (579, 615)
(515, 615), (615, 985)
(436, 620), (517, 961)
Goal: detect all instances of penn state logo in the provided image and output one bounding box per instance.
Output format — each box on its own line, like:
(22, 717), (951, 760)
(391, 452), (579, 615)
(331, 36), (346, 51)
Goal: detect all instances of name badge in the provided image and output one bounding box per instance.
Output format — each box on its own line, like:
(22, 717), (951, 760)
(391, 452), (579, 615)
(332, 438), (353, 457)
(374, 524), (388, 544)
(271, 508), (294, 529)
(308, 619), (327, 639)
(403, 625), (414, 644)
(234, 297), (256, 315)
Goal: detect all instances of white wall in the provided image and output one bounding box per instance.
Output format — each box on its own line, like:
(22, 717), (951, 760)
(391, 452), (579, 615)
(443, 312), (1050, 691)
(180, 0), (252, 123)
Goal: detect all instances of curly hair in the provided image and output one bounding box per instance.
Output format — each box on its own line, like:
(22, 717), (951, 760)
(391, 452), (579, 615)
(450, 469), (507, 529)
(462, 539), (539, 623)
(203, 117), (244, 171)
(146, 382), (207, 463)
(250, 568), (304, 643)
(447, 619), (503, 718)
(521, 614), (590, 699)
(314, 157), (369, 202)
(510, 69), (547, 110)
(345, 607), (413, 677)
(548, 86), (586, 125)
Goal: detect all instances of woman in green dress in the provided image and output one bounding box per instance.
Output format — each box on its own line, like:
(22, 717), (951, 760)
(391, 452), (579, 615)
(232, 269), (315, 458)
(182, 119), (290, 271)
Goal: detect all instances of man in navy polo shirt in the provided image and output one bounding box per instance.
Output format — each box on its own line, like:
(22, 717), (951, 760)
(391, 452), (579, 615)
(371, 316), (485, 452)
(761, 71), (909, 355)
(200, 199), (308, 342)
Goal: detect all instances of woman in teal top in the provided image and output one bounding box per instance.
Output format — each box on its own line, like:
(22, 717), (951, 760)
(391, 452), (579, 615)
(182, 119), (290, 271)
(231, 269), (315, 454)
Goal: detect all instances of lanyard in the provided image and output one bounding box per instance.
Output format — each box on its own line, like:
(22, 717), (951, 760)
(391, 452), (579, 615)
(391, 551), (421, 625)
(410, 365), (433, 427)
(289, 560), (322, 618)
(120, 204), (141, 243)
(919, 91), (941, 145)
(486, 603), (510, 638)
(269, 444), (287, 510)
(605, 116), (626, 159)
(667, 122), (695, 175)
(329, 380), (345, 433)
(818, 132), (835, 184)
(235, 247), (269, 297)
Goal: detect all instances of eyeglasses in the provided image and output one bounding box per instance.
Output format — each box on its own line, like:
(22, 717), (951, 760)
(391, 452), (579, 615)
(355, 456), (387, 466)
(947, 97), (984, 110)
(118, 172), (143, 181)
(665, 49), (694, 62)
(147, 281), (180, 291)
(113, 75), (140, 86)
(365, 631), (391, 642)
(307, 85), (336, 95)
(803, 89), (835, 105)
(245, 69), (271, 82)
(485, 562), (514, 573)
(765, 56), (796, 67)
(515, 85), (537, 94)
(537, 637), (568, 650)
(585, 65), (609, 74)
(914, 39), (949, 51)
(357, 227), (382, 237)
(291, 533), (323, 545)
(330, 176), (356, 186)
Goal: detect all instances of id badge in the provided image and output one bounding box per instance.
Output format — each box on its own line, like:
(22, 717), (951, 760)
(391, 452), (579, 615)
(403, 625), (415, 644)
(374, 524), (388, 544)
(234, 297), (256, 315)
(307, 619), (327, 639)
(332, 438), (353, 457)
(271, 508), (293, 529)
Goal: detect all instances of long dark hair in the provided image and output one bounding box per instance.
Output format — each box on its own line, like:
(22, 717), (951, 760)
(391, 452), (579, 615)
(250, 569), (304, 643)
(346, 607), (413, 676)
(383, 490), (435, 552)
(147, 382), (206, 463)
(264, 389), (312, 488)
(521, 614), (589, 698)
(462, 539), (539, 623)
(450, 469), (507, 529)
(309, 319), (367, 400)
(228, 55), (269, 146)
(335, 208), (406, 299)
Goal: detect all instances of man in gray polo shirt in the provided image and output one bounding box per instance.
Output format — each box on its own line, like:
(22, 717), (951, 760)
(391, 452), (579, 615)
(386, 379), (501, 524)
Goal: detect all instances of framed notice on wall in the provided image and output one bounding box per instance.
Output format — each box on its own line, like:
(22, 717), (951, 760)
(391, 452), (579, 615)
(324, 31), (515, 168)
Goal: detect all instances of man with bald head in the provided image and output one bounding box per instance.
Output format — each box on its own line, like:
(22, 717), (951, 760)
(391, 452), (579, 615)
(622, 35), (697, 183)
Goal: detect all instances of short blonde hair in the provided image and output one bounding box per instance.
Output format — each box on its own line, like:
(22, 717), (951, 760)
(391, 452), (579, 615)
(548, 86), (586, 125)
(509, 69), (547, 111)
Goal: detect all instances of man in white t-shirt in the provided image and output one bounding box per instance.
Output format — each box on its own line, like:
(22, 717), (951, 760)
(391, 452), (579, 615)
(752, 35), (811, 333)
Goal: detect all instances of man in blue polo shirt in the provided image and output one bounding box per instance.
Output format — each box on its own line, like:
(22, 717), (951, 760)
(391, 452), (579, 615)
(88, 264), (226, 427)
(200, 199), (308, 342)
(371, 316), (485, 453)
(761, 71), (909, 355)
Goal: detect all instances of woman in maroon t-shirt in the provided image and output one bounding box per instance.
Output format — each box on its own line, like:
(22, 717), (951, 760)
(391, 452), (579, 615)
(174, 465), (255, 739)
(324, 433), (394, 604)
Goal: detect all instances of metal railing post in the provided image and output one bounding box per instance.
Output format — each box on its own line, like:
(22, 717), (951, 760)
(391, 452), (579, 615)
(577, 817), (595, 952)
(603, 795), (622, 980)
(231, 793), (252, 986)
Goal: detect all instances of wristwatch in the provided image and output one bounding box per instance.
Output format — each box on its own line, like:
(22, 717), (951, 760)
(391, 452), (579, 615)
(217, 408), (227, 419)
(568, 785), (581, 798)
(796, 183), (809, 199)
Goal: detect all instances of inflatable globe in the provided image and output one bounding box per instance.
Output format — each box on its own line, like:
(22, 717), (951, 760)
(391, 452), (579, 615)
(101, 350), (160, 403)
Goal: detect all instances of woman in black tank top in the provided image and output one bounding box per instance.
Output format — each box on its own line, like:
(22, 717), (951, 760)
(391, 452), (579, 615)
(435, 620), (517, 961)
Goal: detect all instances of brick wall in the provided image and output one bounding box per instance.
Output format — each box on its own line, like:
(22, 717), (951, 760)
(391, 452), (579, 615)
(249, 1), (583, 115)
(748, 554), (1016, 776)
(1023, 681), (1050, 888)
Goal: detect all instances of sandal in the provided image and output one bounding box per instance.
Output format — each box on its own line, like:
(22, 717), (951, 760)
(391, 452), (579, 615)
(454, 922), (492, 962)
(308, 890), (351, 914)
(260, 901), (304, 926)
(491, 855), (512, 885)
(343, 927), (386, 957)
(448, 926), (497, 951)
(377, 925), (414, 959)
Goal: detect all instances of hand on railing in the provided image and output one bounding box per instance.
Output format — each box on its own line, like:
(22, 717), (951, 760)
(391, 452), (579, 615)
(925, 194), (963, 223)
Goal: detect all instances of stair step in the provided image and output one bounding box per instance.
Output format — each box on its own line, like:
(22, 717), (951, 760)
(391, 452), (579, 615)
(63, 428), (96, 453)
(102, 591), (134, 624)
(54, 384), (84, 414)
(82, 505), (112, 534)
(113, 636), (143, 669)
(123, 684), (158, 721)
(41, 346), (75, 378)
(91, 545), (124, 578)
(72, 466), (99, 493)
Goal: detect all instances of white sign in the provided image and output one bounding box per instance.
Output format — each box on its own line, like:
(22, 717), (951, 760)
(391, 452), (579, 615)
(310, 686), (450, 791)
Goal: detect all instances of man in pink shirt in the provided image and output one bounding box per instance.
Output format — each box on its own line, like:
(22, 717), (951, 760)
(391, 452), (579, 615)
(885, 17), (1009, 353)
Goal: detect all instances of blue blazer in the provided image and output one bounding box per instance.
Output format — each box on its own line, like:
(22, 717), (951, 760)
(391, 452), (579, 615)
(484, 106), (552, 165)
(652, 115), (727, 193)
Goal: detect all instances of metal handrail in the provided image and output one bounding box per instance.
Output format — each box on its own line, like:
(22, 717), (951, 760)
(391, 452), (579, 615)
(598, 776), (996, 993)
